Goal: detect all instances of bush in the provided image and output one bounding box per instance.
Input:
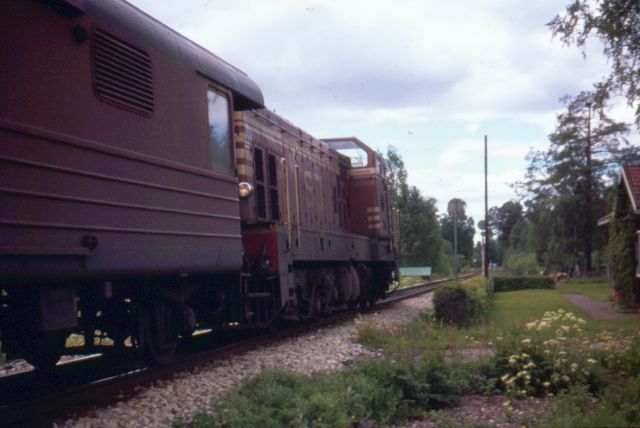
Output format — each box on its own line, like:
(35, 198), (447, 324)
(608, 192), (636, 308)
(433, 278), (490, 326)
(539, 378), (640, 428)
(494, 309), (606, 399)
(493, 276), (554, 292)
(504, 251), (540, 276)
(179, 358), (472, 427)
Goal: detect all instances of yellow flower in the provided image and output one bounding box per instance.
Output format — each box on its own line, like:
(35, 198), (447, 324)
(526, 322), (537, 330)
(537, 322), (549, 331)
(586, 358), (597, 364)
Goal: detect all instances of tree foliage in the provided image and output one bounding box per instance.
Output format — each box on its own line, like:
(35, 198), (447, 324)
(383, 147), (450, 273)
(488, 201), (524, 247)
(440, 206), (475, 264)
(549, 0), (640, 126)
(516, 90), (634, 272)
(608, 185), (637, 308)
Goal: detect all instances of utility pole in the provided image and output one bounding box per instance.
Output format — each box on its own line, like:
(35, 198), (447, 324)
(448, 198), (464, 280)
(453, 212), (458, 279)
(585, 102), (593, 272)
(484, 135), (489, 278)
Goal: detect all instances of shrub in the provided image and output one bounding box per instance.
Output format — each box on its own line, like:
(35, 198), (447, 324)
(494, 309), (606, 398)
(493, 276), (554, 292)
(608, 192), (636, 308)
(504, 251), (540, 276)
(539, 378), (640, 428)
(178, 358), (474, 427)
(434, 286), (468, 326)
(433, 278), (490, 326)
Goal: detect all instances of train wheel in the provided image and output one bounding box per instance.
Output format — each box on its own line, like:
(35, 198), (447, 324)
(22, 332), (67, 371)
(139, 297), (179, 365)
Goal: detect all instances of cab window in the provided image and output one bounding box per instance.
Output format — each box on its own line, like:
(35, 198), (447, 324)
(207, 89), (232, 172)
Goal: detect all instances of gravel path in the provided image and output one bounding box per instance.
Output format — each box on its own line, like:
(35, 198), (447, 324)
(399, 395), (551, 428)
(56, 294), (436, 428)
(564, 293), (640, 320)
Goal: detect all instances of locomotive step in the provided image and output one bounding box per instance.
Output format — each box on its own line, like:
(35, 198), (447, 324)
(245, 292), (271, 298)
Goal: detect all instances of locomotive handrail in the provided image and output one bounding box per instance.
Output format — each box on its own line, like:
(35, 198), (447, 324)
(280, 158), (292, 249)
(294, 165), (302, 249)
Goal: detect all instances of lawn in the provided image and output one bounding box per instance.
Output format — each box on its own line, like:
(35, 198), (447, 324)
(556, 279), (613, 302)
(358, 278), (640, 353)
(491, 279), (640, 335)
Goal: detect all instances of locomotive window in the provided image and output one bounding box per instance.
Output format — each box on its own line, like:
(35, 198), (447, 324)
(268, 154), (278, 187)
(338, 148), (367, 167)
(255, 148), (265, 182)
(268, 154), (280, 221)
(254, 148), (267, 219)
(207, 89), (233, 173)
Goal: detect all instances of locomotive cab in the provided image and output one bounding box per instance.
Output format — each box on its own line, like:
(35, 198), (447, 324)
(323, 138), (393, 240)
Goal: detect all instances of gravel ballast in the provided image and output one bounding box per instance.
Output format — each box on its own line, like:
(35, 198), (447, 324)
(57, 293), (436, 427)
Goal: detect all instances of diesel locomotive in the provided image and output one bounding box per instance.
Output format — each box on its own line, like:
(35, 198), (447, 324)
(0, 0), (398, 368)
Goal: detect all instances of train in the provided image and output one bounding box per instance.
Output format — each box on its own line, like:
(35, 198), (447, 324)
(0, 0), (398, 368)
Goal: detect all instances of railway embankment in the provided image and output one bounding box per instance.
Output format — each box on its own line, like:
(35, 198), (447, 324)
(175, 277), (640, 428)
(54, 290), (438, 427)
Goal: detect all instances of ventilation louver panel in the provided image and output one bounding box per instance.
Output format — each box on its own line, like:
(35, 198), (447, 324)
(93, 29), (154, 115)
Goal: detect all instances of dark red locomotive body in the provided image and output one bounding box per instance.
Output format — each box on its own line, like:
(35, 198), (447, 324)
(0, 0), (398, 368)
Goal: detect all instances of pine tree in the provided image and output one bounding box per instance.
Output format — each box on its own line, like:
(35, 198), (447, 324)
(518, 90), (632, 272)
(549, 0), (640, 127)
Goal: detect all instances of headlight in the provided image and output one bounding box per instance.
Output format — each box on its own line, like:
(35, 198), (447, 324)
(238, 182), (254, 199)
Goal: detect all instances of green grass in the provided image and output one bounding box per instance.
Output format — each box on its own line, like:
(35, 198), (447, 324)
(556, 279), (613, 302)
(489, 289), (586, 329)
(175, 358), (488, 428)
(359, 276), (500, 352)
(358, 278), (639, 353)
(180, 276), (640, 428)
(399, 276), (427, 288)
(490, 281), (639, 336)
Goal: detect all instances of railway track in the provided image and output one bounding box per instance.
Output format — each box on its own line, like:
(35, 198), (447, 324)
(0, 272), (478, 427)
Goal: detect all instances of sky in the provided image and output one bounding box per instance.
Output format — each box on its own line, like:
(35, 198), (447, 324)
(130, 0), (637, 235)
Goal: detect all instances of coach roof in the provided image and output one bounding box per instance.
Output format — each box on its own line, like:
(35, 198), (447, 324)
(82, 0), (264, 110)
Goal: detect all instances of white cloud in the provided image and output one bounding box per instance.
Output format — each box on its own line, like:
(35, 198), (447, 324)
(126, 0), (628, 239)
(436, 138), (547, 168)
